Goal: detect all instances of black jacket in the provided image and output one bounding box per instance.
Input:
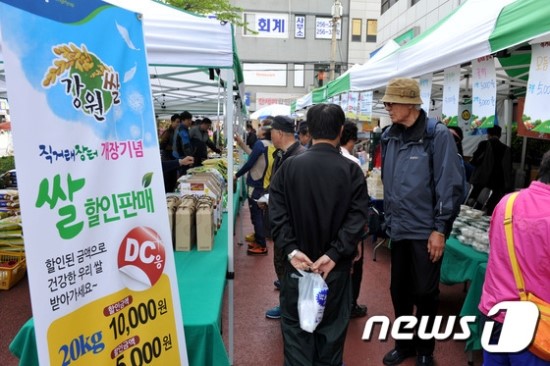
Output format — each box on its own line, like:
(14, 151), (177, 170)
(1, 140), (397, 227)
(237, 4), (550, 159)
(470, 137), (513, 192)
(272, 141), (306, 179)
(269, 143), (370, 271)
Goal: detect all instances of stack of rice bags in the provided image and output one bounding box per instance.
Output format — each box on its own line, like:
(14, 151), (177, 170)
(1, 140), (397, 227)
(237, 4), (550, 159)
(0, 189), (23, 251)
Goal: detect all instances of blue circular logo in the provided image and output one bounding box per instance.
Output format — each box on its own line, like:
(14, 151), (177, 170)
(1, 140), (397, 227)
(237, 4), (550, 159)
(316, 288), (328, 307)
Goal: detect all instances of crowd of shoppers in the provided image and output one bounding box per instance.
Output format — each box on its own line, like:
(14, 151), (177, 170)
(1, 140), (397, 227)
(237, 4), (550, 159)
(158, 75), (549, 366)
(159, 110), (221, 192)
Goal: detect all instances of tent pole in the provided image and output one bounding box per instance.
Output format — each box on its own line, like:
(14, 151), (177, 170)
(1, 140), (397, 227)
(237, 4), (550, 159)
(504, 98), (513, 147)
(520, 136), (528, 177)
(224, 69), (235, 366)
(217, 77), (222, 149)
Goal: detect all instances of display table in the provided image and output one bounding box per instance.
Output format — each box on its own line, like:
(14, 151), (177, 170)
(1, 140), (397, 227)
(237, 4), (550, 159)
(10, 212), (233, 366)
(460, 262), (487, 352)
(174, 213), (230, 366)
(441, 236), (489, 355)
(441, 236), (488, 285)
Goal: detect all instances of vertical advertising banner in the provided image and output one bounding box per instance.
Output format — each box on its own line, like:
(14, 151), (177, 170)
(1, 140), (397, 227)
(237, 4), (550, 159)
(419, 74), (432, 117)
(515, 97), (550, 140)
(346, 91), (358, 119)
(471, 55), (497, 129)
(442, 65), (461, 126)
(524, 42), (550, 133)
(358, 91), (374, 129)
(340, 92), (349, 115)
(0, 1), (188, 365)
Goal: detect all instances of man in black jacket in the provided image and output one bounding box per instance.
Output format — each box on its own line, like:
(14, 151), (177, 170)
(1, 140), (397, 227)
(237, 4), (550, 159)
(189, 117), (222, 166)
(469, 125), (513, 214)
(264, 115), (306, 320)
(269, 104), (370, 365)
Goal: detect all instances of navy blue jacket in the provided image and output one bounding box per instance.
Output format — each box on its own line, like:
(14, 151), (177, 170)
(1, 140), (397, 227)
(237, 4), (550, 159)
(381, 111), (463, 240)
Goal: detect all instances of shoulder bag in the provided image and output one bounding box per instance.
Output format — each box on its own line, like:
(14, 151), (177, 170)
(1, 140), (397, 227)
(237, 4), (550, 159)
(504, 192), (550, 360)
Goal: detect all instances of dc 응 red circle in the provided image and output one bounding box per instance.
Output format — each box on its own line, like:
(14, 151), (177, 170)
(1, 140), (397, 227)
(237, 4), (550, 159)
(117, 226), (166, 291)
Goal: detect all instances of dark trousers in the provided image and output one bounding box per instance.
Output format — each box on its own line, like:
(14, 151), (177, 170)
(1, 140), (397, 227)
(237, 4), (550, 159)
(274, 246), (285, 281)
(280, 266), (352, 366)
(162, 155), (178, 193)
(263, 206), (272, 240)
(247, 187), (266, 247)
(351, 240), (364, 306)
(390, 239), (441, 356)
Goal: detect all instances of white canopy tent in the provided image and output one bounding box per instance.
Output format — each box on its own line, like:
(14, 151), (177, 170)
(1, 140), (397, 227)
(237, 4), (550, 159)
(293, 0), (550, 162)
(294, 0), (550, 112)
(0, 0), (242, 363)
(331, 0), (550, 94)
(0, 0), (246, 117)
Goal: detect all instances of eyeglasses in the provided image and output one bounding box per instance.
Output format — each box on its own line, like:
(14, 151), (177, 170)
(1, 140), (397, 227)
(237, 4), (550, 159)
(383, 102), (395, 108)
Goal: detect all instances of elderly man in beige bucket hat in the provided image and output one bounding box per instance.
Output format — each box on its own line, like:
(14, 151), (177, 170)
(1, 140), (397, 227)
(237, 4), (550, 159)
(379, 78), (464, 366)
(380, 77), (424, 126)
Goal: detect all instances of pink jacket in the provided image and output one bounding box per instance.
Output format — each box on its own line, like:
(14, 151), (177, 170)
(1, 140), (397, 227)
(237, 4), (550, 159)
(479, 181), (550, 323)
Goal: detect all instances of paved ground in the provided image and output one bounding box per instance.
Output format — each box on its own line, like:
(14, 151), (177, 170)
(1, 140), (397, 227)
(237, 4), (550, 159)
(0, 202), (484, 366)
(222, 204), (484, 366)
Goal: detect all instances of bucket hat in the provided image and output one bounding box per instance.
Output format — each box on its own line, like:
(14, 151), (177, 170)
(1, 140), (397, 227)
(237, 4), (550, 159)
(381, 78), (423, 105)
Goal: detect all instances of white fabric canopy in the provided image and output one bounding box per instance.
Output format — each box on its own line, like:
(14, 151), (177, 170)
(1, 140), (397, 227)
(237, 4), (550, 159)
(105, 0), (233, 68)
(0, 0), (243, 116)
(349, 0), (515, 91)
(293, 0), (550, 114)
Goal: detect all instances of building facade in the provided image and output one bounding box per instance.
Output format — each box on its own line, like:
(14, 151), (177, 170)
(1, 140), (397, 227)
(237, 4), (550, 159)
(377, 0), (464, 46)
(232, 0), (466, 113)
(231, 0), (353, 112)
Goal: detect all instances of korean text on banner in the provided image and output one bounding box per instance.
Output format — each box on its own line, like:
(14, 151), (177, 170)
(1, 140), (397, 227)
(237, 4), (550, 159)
(358, 91), (374, 130)
(523, 42), (550, 134)
(442, 65), (461, 127)
(0, 0), (188, 365)
(471, 55), (497, 129)
(340, 92), (349, 115)
(346, 92), (358, 119)
(419, 74), (432, 118)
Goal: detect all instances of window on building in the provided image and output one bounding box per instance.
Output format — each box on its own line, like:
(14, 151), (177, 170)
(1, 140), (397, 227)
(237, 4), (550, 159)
(351, 18), (362, 42)
(366, 19), (377, 43)
(294, 64), (305, 87)
(381, 0), (399, 14)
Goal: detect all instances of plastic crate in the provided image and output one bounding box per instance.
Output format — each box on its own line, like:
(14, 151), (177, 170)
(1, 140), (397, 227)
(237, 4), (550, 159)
(0, 250), (26, 290)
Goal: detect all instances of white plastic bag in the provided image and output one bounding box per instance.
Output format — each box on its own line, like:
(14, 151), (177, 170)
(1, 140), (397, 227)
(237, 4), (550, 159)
(297, 270), (329, 333)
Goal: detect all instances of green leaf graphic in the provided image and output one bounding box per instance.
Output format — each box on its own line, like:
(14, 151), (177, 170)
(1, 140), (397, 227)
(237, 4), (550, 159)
(142, 172), (153, 188)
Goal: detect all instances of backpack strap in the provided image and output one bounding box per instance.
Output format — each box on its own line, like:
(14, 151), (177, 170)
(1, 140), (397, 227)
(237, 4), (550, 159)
(424, 118), (440, 140)
(423, 118), (441, 204)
